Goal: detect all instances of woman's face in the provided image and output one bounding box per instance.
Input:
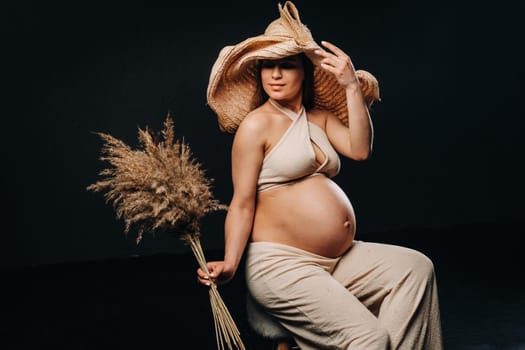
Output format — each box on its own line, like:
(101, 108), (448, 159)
(260, 55), (304, 102)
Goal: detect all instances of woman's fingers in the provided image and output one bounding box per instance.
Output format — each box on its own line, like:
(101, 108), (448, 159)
(196, 267), (210, 285)
(315, 43), (350, 67)
(197, 261), (224, 286)
(320, 40), (346, 57)
(315, 41), (357, 87)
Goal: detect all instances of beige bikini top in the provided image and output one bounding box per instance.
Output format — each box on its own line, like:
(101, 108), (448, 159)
(257, 99), (341, 192)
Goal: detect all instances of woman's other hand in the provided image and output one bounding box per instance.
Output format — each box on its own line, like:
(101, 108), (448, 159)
(197, 261), (235, 286)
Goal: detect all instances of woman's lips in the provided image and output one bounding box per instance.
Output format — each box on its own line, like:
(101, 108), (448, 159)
(269, 84), (284, 90)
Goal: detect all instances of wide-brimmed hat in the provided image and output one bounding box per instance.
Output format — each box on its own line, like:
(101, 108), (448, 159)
(206, 1), (380, 133)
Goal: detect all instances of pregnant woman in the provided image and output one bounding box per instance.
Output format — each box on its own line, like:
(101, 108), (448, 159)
(197, 2), (443, 349)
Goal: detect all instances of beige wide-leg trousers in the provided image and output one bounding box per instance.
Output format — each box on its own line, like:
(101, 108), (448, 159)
(245, 240), (443, 350)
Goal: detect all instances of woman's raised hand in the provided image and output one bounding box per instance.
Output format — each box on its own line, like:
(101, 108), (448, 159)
(315, 41), (359, 88)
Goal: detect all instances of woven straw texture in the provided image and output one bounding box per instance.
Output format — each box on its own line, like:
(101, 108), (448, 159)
(206, 1), (380, 133)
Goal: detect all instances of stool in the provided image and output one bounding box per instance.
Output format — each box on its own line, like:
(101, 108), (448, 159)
(246, 293), (298, 350)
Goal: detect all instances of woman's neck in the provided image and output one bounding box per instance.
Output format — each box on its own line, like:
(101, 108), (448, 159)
(269, 97), (302, 114)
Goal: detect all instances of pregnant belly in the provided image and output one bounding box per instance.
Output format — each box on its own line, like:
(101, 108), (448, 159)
(252, 175), (356, 257)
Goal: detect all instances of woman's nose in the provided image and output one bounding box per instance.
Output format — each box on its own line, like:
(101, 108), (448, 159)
(271, 66), (282, 78)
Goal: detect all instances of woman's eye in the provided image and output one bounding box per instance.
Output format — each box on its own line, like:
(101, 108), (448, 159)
(280, 63), (296, 69)
(262, 62), (276, 69)
(261, 61), (297, 69)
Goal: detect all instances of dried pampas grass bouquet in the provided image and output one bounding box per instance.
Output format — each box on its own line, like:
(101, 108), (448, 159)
(87, 114), (245, 350)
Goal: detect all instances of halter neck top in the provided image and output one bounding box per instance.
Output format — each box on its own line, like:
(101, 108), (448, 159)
(257, 99), (341, 192)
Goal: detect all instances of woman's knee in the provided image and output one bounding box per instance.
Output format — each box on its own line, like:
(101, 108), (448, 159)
(356, 326), (390, 349)
(370, 326), (390, 349)
(407, 249), (436, 283)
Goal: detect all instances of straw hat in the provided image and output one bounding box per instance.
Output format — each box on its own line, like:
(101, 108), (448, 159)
(206, 1), (380, 133)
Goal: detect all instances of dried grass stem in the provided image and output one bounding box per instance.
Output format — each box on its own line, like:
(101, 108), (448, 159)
(88, 114), (244, 350)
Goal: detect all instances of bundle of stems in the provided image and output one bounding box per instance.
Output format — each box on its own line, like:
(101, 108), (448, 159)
(184, 234), (245, 350)
(87, 114), (245, 350)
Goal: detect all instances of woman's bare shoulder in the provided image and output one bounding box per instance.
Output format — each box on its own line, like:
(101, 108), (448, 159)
(238, 103), (277, 134)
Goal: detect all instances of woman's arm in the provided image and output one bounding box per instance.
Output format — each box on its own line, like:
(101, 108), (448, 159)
(315, 41), (374, 160)
(197, 113), (266, 286)
(223, 115), (266, 275)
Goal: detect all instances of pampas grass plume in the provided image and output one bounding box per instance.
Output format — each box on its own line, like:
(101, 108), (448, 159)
(87, 114), (245, 350)
(87, 113), (227, 245)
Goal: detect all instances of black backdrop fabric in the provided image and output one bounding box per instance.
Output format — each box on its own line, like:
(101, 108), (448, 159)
(2, 1), (525, 349)
(2, 0), (524, 268)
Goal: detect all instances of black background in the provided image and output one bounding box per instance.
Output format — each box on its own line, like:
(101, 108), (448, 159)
(2, 1), (525, 349)
(4, 0), (523, 268)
